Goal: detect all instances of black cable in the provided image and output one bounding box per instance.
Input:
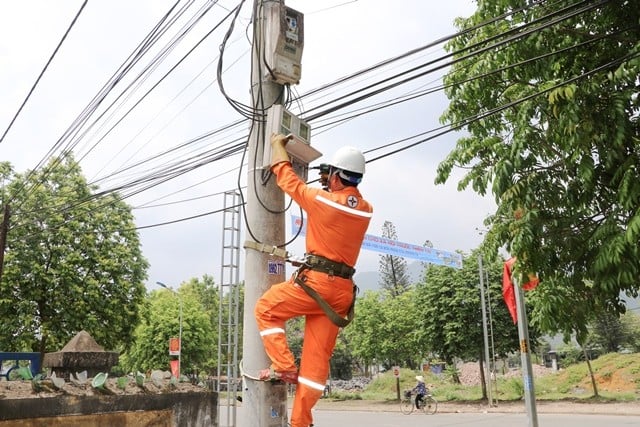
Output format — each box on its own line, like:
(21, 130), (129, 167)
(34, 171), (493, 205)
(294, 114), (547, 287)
(366, 52), (639, 165)
(0, 0), (88, 144)
(313, 25), (625, 140)
(218, 0), (260, 119)
(7, 0), (623, 236)
(302, 0), (604, 122)
(296, 0), (552, 104)
(6, 0), (187, 208)
(75, 3), (235, 166)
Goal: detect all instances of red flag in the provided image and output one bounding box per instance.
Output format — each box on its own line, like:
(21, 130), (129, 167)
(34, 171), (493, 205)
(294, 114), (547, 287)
(502, 257), (539, 324)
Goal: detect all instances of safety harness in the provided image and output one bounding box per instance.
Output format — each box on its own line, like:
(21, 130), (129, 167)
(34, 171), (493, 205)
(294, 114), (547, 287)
(244, 241), (358, 328)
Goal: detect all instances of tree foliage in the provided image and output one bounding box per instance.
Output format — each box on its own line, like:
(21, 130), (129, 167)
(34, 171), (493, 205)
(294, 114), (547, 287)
(121, 277), (217, 375)
(345, 289), (423, 369)
(415, 251), (539, 371)
(378, 221), (410, 296)
(0, 157), (148, 354)
(587, 310), (640, 353)
(437, 0), (640, 341)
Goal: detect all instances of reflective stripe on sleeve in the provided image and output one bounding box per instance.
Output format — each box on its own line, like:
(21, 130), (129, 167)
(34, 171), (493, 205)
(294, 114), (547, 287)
(298, 375), (326, 391)
(315, 195), (373, 218)
(259, 327), (285, 337)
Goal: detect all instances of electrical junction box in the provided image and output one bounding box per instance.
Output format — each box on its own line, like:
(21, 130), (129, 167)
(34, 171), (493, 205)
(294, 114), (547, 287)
(264, 4), (303, 85)
(264, 104), (321, 181)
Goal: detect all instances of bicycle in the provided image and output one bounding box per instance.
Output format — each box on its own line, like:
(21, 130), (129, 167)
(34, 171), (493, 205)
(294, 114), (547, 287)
(400, 389), (437, 415)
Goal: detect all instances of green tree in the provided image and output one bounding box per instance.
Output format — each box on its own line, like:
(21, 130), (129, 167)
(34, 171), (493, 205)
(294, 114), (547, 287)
(620, 311), (640, 352)
(587, 312), (626, 353)
(344, 291), (387, 370)
(437, 0), (640, 342)
(345, 289), (422, 370)
(0, 157), (147, 354)
(182, 275), (221, 374)
(378, 221), (410, 296)
(330, 332), (355, 380)
(415, 251), (536, 388)
(588, 310), (640, 354)
(121, 281), (216, 376)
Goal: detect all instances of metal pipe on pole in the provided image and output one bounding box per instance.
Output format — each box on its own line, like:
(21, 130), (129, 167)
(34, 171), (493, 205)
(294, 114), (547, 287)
(241, 1), (288, 426)
(513, 275), (539, 427)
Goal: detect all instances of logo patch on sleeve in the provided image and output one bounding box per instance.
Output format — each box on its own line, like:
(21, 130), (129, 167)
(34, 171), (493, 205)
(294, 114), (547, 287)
(346, 195), (359, 208)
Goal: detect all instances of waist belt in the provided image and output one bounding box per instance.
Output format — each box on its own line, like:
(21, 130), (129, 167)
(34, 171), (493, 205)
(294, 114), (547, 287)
(304, 254), (355, 279)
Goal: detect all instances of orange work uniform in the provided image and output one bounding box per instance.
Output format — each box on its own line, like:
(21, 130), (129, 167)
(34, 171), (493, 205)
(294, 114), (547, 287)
(255, 160), (373, 427)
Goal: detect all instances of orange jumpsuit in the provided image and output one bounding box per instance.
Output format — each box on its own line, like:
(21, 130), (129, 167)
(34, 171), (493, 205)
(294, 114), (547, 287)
(255, 160), (373, 427)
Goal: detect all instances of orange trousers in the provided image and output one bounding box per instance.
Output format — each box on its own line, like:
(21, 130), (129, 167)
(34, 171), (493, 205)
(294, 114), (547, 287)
(254, 271), (354, 427)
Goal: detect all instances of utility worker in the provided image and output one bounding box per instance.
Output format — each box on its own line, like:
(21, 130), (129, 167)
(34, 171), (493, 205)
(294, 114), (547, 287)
(255, 133), (373, 427)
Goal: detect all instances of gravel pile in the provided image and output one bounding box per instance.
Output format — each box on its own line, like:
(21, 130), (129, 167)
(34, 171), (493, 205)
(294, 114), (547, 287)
(327, 377), (372, 391)
(457, 361), (553, 386)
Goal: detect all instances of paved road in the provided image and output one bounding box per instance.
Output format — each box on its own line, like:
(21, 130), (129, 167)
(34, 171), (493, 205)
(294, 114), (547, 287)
(308, 410), (640, 426)
(234, 407), (640, 427)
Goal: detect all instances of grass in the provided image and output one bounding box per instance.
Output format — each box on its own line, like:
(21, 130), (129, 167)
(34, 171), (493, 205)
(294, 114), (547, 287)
(325, 352), (640, 404)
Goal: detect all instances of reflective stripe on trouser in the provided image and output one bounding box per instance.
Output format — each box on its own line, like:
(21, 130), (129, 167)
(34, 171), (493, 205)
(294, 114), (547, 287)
(254, 272), (353, 427)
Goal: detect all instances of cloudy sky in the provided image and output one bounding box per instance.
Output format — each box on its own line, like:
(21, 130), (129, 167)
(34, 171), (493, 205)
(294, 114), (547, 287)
(1, 0), (495, 290)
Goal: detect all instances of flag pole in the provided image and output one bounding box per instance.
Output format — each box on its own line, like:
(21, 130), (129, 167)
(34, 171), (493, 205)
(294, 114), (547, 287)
(513, 274), (539, 427)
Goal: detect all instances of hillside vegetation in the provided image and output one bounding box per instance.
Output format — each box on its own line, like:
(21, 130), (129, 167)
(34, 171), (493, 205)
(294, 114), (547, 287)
(334, 353), (640, 403)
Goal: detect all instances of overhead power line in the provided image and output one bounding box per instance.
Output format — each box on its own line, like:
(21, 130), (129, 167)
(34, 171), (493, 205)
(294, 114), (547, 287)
(6, 0), (626, 234)
(0, 0), (88, 144)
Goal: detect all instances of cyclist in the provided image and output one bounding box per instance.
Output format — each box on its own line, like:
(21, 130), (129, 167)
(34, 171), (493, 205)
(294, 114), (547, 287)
(412, 375), (427, 409)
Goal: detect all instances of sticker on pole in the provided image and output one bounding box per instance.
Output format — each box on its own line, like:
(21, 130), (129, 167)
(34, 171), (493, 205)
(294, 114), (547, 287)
(268, 260), (285, 275)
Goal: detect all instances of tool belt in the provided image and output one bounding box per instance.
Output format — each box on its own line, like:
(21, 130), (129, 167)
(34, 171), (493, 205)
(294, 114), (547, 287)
(294, 255), (358, 328)
(304, 254), (356, 279)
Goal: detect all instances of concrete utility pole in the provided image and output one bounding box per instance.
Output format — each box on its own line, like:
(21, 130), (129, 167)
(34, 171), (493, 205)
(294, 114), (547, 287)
(241, 1), (288, 426)
(514, 276), (539, 427)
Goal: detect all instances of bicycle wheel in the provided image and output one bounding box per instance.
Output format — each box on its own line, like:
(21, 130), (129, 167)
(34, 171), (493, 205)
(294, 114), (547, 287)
(421, 396), (438, 415)
(400, 398), (413, 415)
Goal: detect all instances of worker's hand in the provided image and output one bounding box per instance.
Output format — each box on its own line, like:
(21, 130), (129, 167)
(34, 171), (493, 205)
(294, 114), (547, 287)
(270, 133), (291, 167)
(271, 133), (292, 148)
(319, 172), (329, 190)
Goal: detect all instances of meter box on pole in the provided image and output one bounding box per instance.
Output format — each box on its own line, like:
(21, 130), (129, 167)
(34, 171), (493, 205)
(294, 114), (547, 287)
(264, 4), (304, 85)
(264, 105), (321, 181)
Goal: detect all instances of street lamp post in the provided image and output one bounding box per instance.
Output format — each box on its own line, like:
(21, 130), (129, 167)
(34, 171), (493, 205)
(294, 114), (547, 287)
(156, 281), (182, 380)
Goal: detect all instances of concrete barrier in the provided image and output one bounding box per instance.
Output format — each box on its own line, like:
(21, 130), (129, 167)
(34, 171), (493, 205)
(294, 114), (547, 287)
(0, 391), (217, 427)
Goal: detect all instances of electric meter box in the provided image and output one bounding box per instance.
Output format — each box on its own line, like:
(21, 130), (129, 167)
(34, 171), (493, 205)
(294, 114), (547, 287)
(264, 105), (321, 181)
(264, 5), (304, 85)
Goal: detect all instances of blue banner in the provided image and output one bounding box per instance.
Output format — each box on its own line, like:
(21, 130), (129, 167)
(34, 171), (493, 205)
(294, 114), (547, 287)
(291, 215), (462, 269)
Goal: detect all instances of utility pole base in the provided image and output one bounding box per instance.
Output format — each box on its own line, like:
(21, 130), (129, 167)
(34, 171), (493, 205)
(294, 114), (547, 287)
(242, 381), (289, 426)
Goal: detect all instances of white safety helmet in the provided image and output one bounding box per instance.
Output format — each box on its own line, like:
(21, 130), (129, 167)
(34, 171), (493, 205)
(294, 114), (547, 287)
(329, 146), (366, 175)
